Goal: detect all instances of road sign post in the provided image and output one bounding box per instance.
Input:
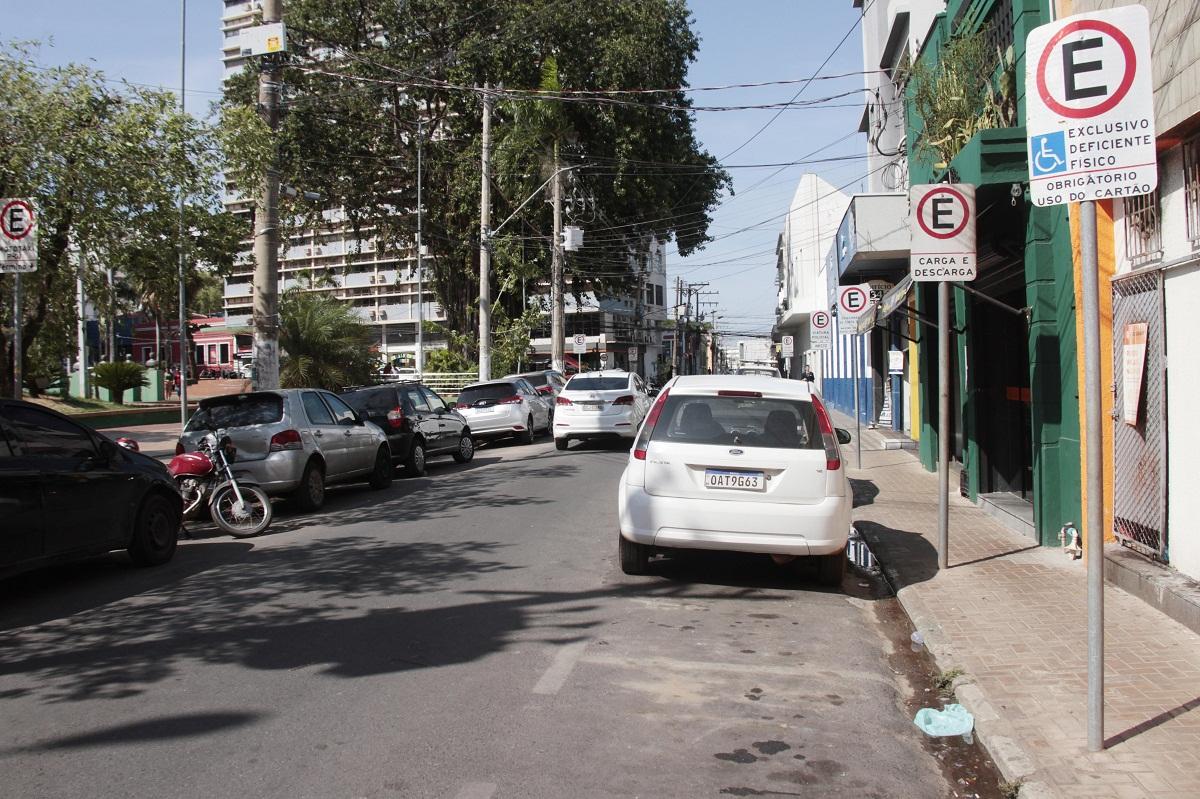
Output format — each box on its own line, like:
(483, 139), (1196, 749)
(910, 182), (977, 572)
(1026, 5), (1156, 752)
(811, 310), (832, 351)
(2, 199), (38, 398)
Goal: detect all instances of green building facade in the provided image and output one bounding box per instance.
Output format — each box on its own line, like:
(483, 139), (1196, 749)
(907, 0), (1081, 545)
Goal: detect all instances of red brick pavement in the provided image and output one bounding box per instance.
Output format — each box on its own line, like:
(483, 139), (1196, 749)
(839, 425), (1200, 799)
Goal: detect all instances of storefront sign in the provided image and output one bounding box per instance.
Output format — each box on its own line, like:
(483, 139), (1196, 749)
(1122, 322), (1147, 425)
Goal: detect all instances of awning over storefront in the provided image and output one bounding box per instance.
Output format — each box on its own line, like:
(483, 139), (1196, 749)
(856, 274), (913, 335)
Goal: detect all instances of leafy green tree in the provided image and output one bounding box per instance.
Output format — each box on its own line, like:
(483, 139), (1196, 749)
(0, 42), (237, 396)
(92, 361), (149, 405)
(220, 0), (729, 362)
(278, 287), (376, 390)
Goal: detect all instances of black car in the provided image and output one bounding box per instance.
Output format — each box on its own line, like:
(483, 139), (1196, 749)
(0, 399), (182, 579)
(341, 382), (474, 477)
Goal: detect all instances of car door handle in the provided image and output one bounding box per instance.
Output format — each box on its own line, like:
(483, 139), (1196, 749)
(313, 430), (323, 437)
(344, 429), (353, 437)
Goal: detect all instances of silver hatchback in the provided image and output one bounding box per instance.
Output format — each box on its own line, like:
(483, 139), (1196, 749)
(177, 389), (393, 511)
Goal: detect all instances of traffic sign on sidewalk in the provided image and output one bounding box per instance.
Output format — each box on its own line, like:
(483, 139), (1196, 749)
(780, 335), (794, 358)
(1, 198), (37, 273)
(1026, 6), (1156, 207)
(572, 333), (586, 355)
(910, 184), (977, 282)
(837, 284), (871, 335)
(810, 310), (832, 350)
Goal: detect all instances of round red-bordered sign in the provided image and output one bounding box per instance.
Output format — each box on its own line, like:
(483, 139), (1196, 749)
(1, 200), (35, 241)
(839, 286), (867, 314)
(812, 310), (830, 328)
(916, 187), (970, 240)
(1036, 19), (1136, 120)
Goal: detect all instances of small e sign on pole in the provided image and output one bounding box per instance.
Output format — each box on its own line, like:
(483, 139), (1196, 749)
(2, 199), (38, 399)
(1025, 4), (1157, 754)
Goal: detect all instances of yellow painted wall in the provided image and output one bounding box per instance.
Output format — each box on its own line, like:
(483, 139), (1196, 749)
(1070, 199), (1116, 548)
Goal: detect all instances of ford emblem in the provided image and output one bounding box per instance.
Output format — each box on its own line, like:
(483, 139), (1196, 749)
(728, 448), (743, 455)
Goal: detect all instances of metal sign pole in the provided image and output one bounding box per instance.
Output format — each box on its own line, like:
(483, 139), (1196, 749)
(853, 334), (861, 470)
(12, 274), (21, 398)
(938, 280), (950, 570)
(1080, 199), (1105, 751)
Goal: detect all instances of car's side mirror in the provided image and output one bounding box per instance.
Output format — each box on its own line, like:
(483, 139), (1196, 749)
(835, 428), (852, 445)
(434, 405), (447, 414)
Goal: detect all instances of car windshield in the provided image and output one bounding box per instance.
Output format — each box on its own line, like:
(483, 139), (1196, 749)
(650, 395), (822, 449)
(458, 383), (517, 405)
(567, 376), (628, 391)
(187, 394), (283, 430)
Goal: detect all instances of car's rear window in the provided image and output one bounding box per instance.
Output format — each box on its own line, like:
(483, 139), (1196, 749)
(342, 388), (399, 417)
(519, 373), (548, 386)
(650, 395), (822, 449)
(458, 383), (517, 405)
(567, 376), (629, 391)
(187, 394), (283, 430)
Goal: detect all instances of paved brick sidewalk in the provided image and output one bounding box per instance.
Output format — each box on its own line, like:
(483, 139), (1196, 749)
(836, 416), (1200, 799)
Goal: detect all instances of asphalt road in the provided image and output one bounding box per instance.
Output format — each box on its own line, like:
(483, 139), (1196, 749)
(0, 436), (963, 798)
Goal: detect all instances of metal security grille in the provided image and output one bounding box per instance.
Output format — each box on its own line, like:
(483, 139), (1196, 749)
(1184, 135), (1200, 243)
(1124, 191), (1162, 262)
(1110, 270), (1167, 561)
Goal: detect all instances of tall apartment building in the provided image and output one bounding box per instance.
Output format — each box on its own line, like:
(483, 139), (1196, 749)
(219, 0), (444, 369)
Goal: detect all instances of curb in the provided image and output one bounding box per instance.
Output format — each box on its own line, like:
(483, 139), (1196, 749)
(895, 582), (1058, 799)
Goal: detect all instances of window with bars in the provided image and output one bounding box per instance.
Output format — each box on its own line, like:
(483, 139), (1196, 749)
(1185, 136), (1200, 244)
(1124, 185), (1163, 262)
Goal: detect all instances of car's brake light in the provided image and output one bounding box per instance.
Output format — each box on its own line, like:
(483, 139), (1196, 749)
(612, 394), (634, 406)
(498, 395), (523, 405)
(718, 390), (762, 398)
(537, 385), (554, 395)
(810, 395), (841, 471)
(175, 441), (185, 456)
(454, 402), (468, 409)
(633, 387), (670, 461)
(269, 429), (304, 452)
(387, 406), (405, 429)
(556, 396), (573, 406)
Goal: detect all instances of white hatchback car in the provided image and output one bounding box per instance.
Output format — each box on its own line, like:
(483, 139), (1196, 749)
(454, 378), (552, 444)
(554, 370), (651, 450)
(617, 375), (853, 583)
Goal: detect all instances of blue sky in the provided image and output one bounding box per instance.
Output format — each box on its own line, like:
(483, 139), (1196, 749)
(4, 0), (868, 338)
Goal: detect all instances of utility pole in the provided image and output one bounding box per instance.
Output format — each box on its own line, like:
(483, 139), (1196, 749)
(550, 139), (565, 374)
(252, 0), (283, 390)
(416, 118), (424, 375)
(76, 247), (87, 398)
(177, 0), (189, 423)
(478, 84), (492, 381)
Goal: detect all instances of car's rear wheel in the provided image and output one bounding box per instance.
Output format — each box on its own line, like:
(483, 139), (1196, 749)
(128, 492), (180, 566)
(405, 439), (427, 477)
(555, 437), (569, 451)
(293, 459), (326, 511)
(518, 417), (535, 445)
(816, 548), (846, 586)
(619, 533), (649, 575)
(368, 446), (393, 489)
(452, 433), (475, 463)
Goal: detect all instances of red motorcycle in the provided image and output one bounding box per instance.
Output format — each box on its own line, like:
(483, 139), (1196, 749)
(168, 430), (273, 537)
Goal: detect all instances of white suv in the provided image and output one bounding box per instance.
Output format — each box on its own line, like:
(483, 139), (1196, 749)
(554, 371), (650, 450)
(617, 375), (852, 583)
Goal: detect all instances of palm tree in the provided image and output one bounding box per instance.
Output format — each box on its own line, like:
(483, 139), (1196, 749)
(278, 284), (375, 390)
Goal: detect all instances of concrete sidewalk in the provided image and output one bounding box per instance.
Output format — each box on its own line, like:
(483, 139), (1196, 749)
(835, 415), (1200, 799)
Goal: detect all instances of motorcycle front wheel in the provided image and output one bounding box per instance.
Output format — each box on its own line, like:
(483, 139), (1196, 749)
(209, 484), (273, 538)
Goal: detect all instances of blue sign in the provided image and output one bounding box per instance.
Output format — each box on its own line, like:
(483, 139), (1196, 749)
(1029, 132), (1067, 176)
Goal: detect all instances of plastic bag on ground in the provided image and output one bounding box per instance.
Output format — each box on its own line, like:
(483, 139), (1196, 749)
(913, 703), (975, 737)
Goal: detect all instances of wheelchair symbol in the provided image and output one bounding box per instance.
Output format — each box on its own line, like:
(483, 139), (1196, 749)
(1031, 133), (1067, 176)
